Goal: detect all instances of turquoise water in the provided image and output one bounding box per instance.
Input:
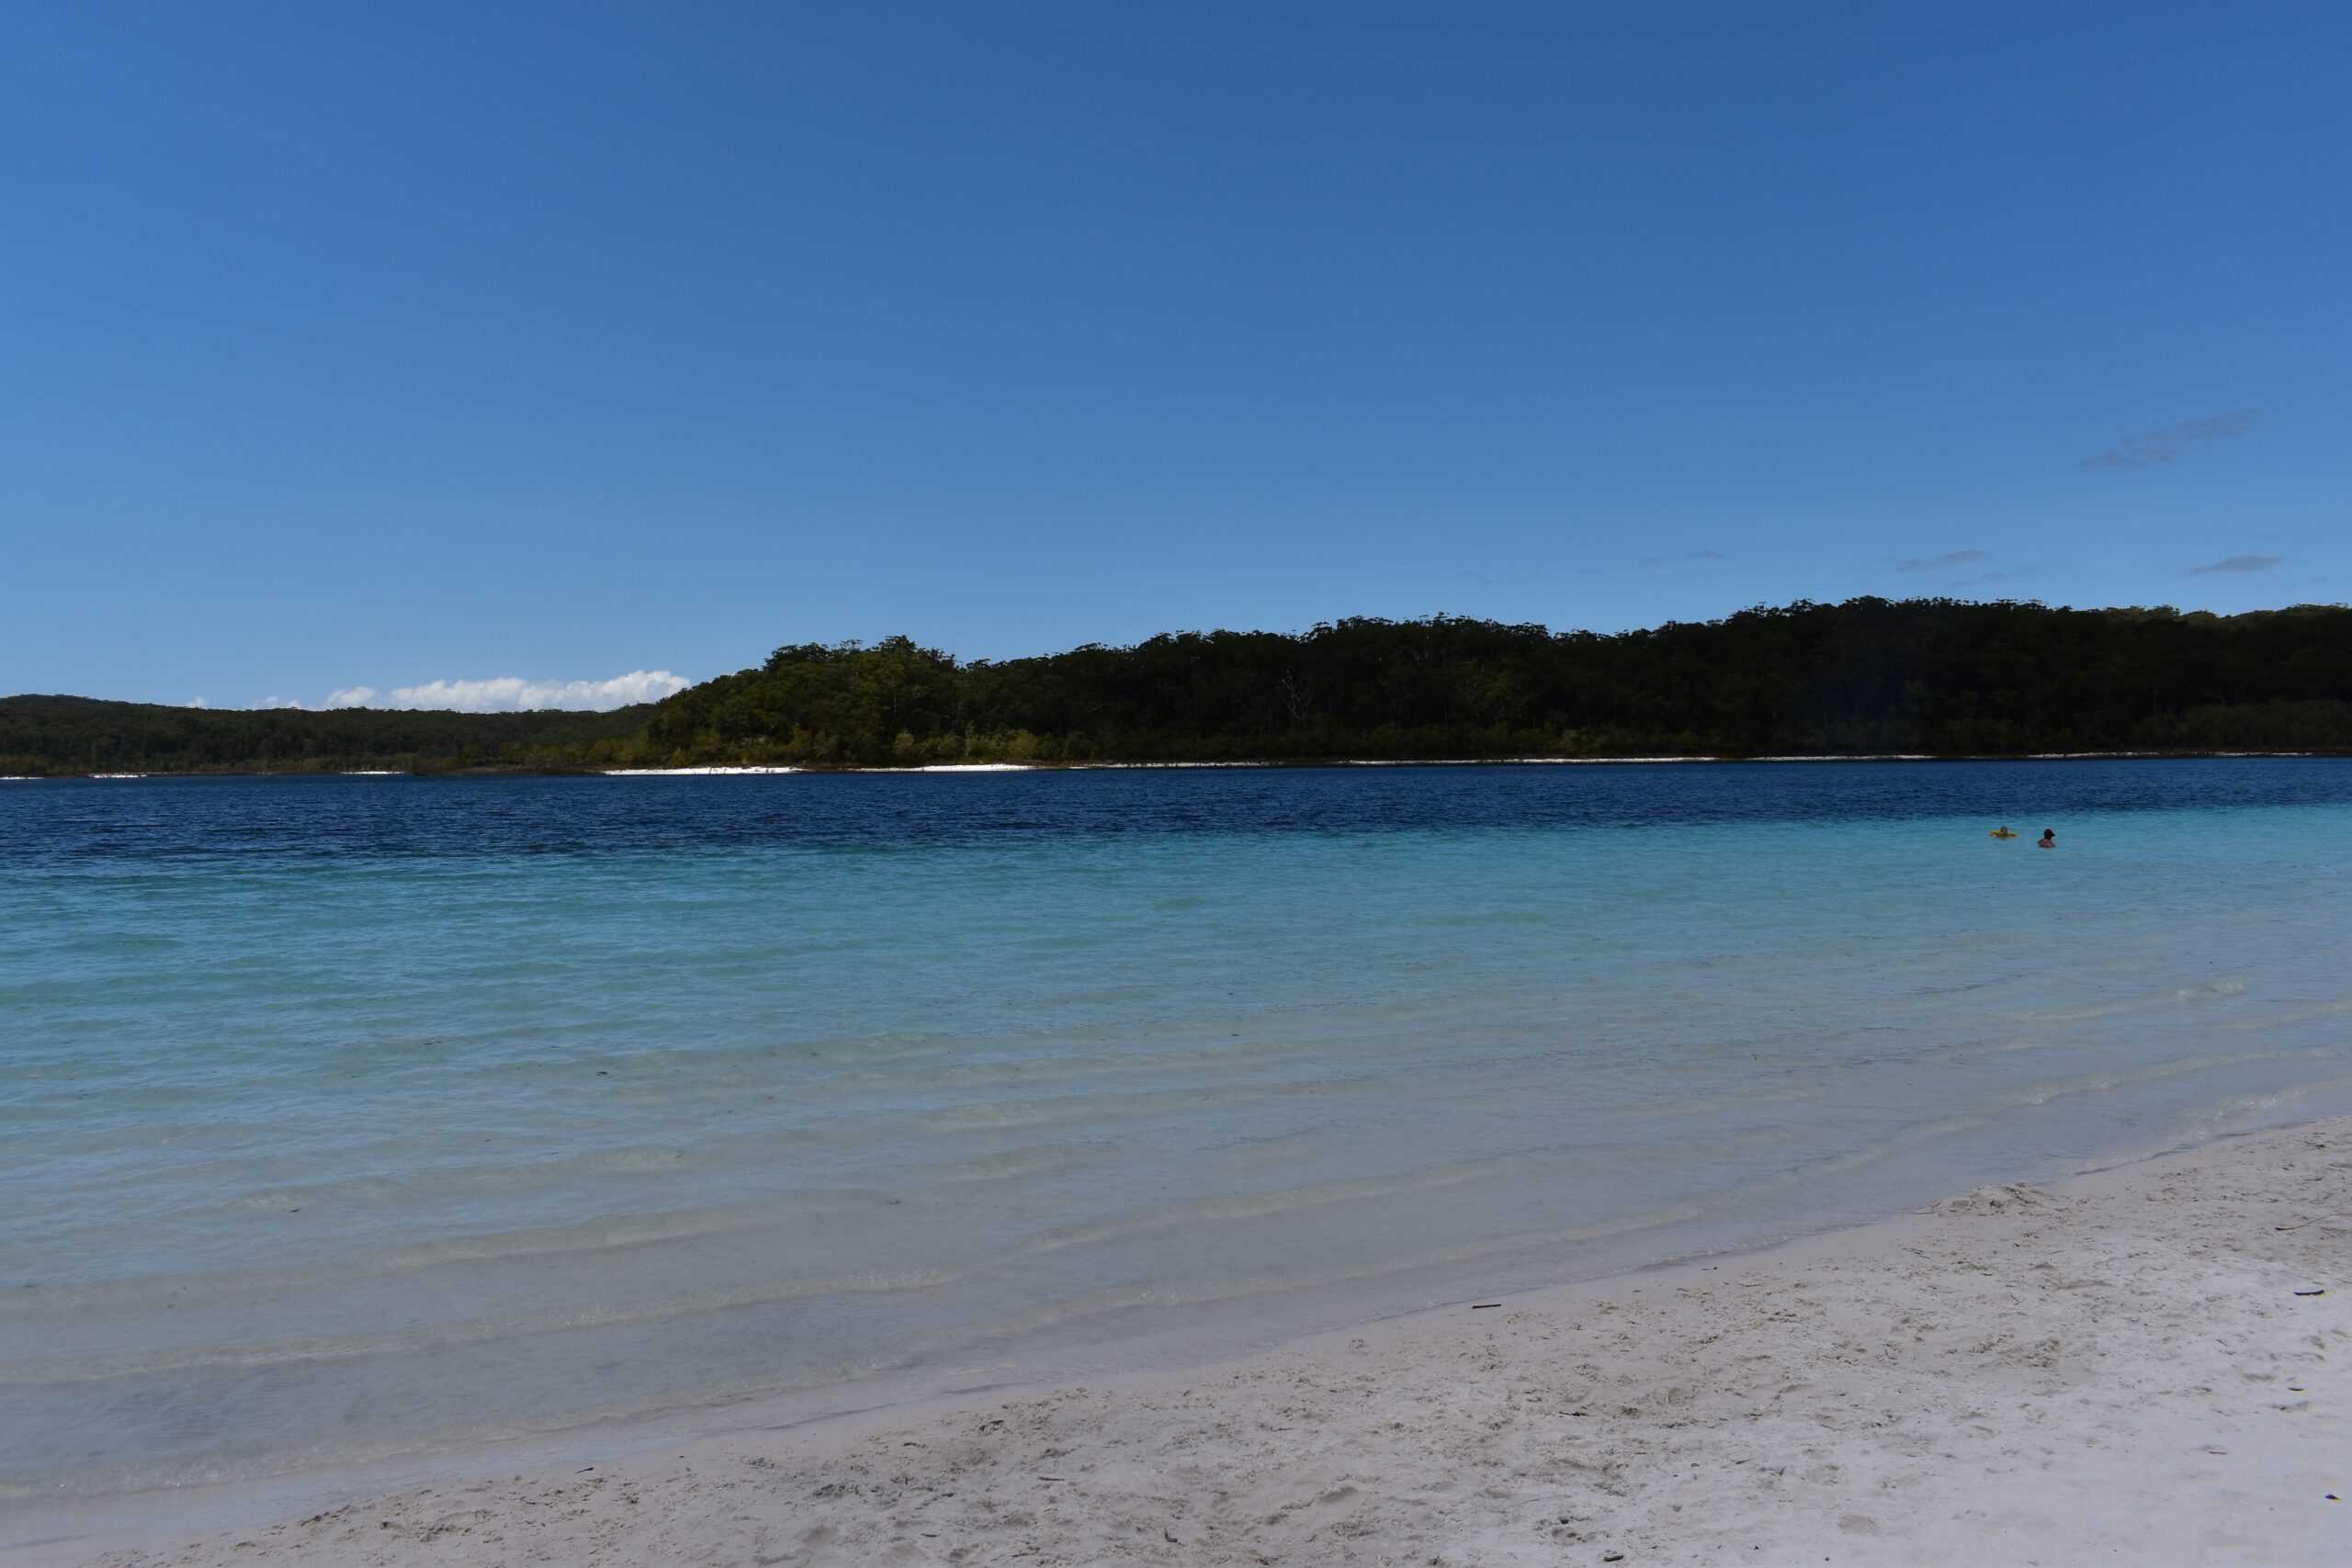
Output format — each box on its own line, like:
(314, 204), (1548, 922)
(3, 762), (2350, 1502)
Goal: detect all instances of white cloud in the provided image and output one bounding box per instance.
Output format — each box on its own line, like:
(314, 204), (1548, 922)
(1895, 548), (1990, 573)
(2083, 410), (2259, 470)
(2189, 554), (2284, 576)
(254, 695), (306, 709)
(322, 670), (690, 713)
(187, 696), (209, 708)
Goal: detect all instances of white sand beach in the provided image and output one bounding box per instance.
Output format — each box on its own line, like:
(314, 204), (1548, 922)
(17, 1118), (2344, 1567)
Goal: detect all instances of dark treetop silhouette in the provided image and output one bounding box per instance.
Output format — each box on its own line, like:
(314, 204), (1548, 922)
(6, 598), (2349, 775)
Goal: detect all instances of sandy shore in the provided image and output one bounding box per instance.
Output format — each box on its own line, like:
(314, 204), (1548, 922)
(17, 1120), (2347, 1566)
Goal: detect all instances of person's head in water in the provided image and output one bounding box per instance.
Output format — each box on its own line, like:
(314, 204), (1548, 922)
(2039, 829), (2056, 848)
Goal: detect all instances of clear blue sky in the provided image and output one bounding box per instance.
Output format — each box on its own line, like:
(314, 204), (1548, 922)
(6, 3), (2346, 709)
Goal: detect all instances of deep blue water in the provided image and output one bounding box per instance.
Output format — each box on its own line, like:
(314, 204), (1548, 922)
(4, 760), (2349, 1502)
(13, 757), (2352, 861)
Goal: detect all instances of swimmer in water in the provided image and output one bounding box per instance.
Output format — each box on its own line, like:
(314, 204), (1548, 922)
(2038, 829), (2056, 849)
(1990, 825), (2018, 839)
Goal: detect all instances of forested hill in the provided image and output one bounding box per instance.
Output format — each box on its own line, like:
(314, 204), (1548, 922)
(7, 599), (2352, 775)
(0, 695), (643, 776)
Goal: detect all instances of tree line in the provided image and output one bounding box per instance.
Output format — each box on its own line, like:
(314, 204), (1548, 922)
(6, 598), (2351, 775)
(0, 695), (642, 776)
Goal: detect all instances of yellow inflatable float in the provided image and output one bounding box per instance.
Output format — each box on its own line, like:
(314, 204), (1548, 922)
(1989, 826), (2018, 839)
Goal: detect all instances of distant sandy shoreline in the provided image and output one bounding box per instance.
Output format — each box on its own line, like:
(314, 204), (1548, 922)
(17, 1118), (2345, 1566)
(8, 750), (2335, 780)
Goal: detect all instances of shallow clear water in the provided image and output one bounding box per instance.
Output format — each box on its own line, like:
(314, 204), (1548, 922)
(4, 761), (2350, 1500)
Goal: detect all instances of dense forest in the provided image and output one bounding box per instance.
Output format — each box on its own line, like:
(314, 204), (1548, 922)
(6, 599), (2352, 775)
(0, 696), (641, 776)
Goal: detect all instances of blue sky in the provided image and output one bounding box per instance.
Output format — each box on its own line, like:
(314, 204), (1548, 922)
(5, 3), (2346, 710)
